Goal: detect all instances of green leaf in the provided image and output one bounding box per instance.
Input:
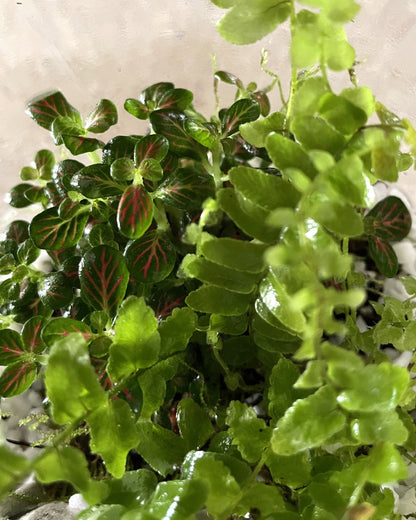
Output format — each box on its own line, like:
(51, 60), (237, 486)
(290, 115), (346, 154)
(38, 271), (73, 310)
(35, 446), (107, 505)
(368, 237), (399, 278)
(366, 443), (408, 484)
(217, 0), (291, 45)
(30, 206), (89, 250)
(62, 135), (104, 156)
(102, 469), (157, 508)
(221, 98), (260, 137)
(181, 254), (260, 294)
(186, 285), (252, 316)
(110, 158), (136, 182)
(365, 196), (412, 241)
(266, 451), (311, 488)
(268, 358), (304, 421)
(209, 314), (248, 335)
(7, 183), (36, 208)
(26, 90), (81, 130)
(88, 399), (139, 478)
(350, 410), (408, 445)
(85, 99), (118, 133)
(149, 480), (208, 520)
(266, 132), (317, 179)
(239, 112), (285, 147)
(291, 24), (320, 69)
(0, 329), (27, 365)
(198, 234), (267, 273)
(259, 271), (306, 333)
(229, 166), (300, 210)
(341, 86), (375, 118)
(108, 296), (160, 380)
(336, 362), (409, 412)
(45, 333), (106, 424)
(150, 110), (203, 159)
(217, 188), (281, 243)
(51, 115), (84, 145)
(156, 166), (215, 210)
(35, 149), (55, 179)
(136, 421), (188, 476)
(318, 93), (368, 135)
(176, 398), (215, 450)
(70, 164), (123, 198)
(0, 447), (30, 498)
(325, 39), (355, 71)
(124, 98), (149, 120)
(125, 230), (176, 283)
(158, 88), (194, 112)
(80, 245), (129, 317)
(271, 386), (346, 455)
(117, 184), (154, 239)
(184, 119), (218, 148)
(226, 401), (271, 463)
(158, 307), (197, 358)
(78, 505), (126, 520)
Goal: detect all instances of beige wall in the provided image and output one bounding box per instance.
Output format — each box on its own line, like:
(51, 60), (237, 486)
(1, 0), (416, 220)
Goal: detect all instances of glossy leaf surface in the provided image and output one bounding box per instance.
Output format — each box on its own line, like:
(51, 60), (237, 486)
(85, 99), (118, 133)
(368, 236), (399, 278)
(70, 164), (123, 198)
(42, 318), (93, 348)
(365, 196), (412, 241)
(186, 285), (252, 316)
(79, 245), (129, 316)
(134, 134), (169, 164)
(117, 184), (154, 239)
(221, 98), (260, 137)
(26, 90), (80, 130)
(0, 362), (38, 397)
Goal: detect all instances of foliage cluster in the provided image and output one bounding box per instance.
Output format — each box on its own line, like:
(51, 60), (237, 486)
(1, 0), (416, 519)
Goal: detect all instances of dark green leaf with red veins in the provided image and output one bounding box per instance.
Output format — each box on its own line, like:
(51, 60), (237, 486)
(34, 149), (55, 180)
(42, 318), (93, 348)
(38, 272), (74, 310)
(84, 99), (118, 133)
(0, 362), (38, 398)
(134, 134), (170, 164)
(140, 82), (175, 105)
(158, 88), (194, 111)
(7, 184), (34, 208)
(51, 116), (85, 145)
(214, 70), (244, 88)
(150, 110), (204, 160)
(21, 316), (46, 354)
(368, 236), (399, 278)
(58, 199), (88, 220)
(221, 98), (261, 137)
(11, 280), (48, 324)
(0, 329), (26, 365)
(25, 90), (81, 130)
(53, 159), (84, 196)
(110, 158), (136, 182)
(29, 206), (89, 250)
(79, 245), (129, 316)
(124, 98), (149, 120)
(4, 220), (29, 244)
(156, 166), (215, 210)
(125, 230), (176, 284)
(24, 186), (46, 205)
(62, 135), (104, 156)
(251, 90), (271, 117)
(117, 184), (154, 239)
(61, 256), (82, 286)
(44, 181), (64, 207)
(70, 164), (124, 198)
(102, 135), (141, 164)
(184, 119), (218, 149)
(160, 152), (178, 178)
(365, 196), (412, 241)
(137, 158), (163, 182)
(47, 246), (76, 268)
(88, 224), (115, 247)
(17, 238), (40, 265)
(149, 285), (187, 320)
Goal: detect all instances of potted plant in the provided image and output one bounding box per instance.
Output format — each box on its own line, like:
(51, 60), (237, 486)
(1, 0), (416, 518)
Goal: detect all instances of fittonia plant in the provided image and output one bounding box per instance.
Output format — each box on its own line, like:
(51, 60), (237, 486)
(1, 1), (416, 519)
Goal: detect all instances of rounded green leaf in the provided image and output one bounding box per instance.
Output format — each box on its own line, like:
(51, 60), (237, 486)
(26, 90), (81, 131)
(134, 134), (169, 164)
(0, 362), (38, 398)
(42, 318), (93, 348)
(221, 98), (260, 137)
(38, 272), (73, 310)
(70, 164), (123, 198)
(177, 398), (215, 450)
(186, 285), (252, 316)
(84, 99), (118, 133)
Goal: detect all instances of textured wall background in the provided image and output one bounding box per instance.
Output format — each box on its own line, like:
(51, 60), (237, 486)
(1, 0), (416, 220)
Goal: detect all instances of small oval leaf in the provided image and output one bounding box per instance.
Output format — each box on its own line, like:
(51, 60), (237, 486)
(117, 184), (154, 239)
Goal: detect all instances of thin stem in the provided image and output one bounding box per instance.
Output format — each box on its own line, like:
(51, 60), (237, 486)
(284, 1), (298, 132)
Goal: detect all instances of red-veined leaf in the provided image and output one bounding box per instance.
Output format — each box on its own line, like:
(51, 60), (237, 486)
(38, 272), (74, 310)
(138, 159), (163, 182)
(368, 236), (399, 278)
(124, 98), (149, 120)
(158, 88), (193, 111)
(251, 90), (271, 117)
(51, 116), (85, 145)
(149, 286), (188, 321)
(21, 316), (46, 354)
(58, 199), (89, 220)
(134, 134), (169, 164)
(85, 99), (118, 133)
(4, 220), (29, 244)
(29, 206), (89, 250)
(34, 149), (55, 180)
(25, 91), (81, 130)
(221, 98), (261, 137)
(156, 166), (215, 210)
(125, 230), (176, 283)
(70, 164), (124, 198)
(150, 110), (204, 160)
(7, 183), (34, 208)
(184, 119), (218, 149)
(52, 159), (85, 196)
(102, 135), (141, 164)
(0, 329), (26, 365)
(161, 152), (178, 178)
(62, 135), (104, 156)
(0, 362), (38, 397)
(365, 196), (412, 241)
(42, 318), (93, 348)
(214, 71), (244, 88)
(140, 82), (175, 104)
(79, 245), (129, 317)
(117, 184), (154, 239)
